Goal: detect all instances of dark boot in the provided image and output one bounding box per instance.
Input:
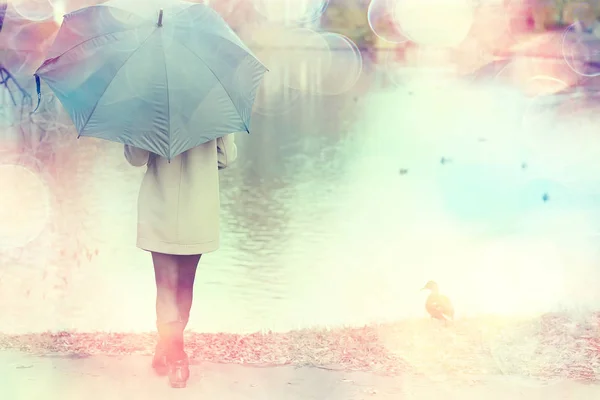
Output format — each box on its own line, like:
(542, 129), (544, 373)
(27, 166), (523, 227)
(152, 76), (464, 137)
(157, 320), (189, 388)
(168, 352), (190, 388)
(167, 319), (189, 389)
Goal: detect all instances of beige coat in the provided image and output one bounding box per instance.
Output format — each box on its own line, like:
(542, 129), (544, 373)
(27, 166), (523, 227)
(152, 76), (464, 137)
(124, 134), (237, 255)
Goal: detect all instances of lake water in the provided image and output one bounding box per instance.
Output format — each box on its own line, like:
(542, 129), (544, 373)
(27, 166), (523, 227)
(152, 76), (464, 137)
(2, 51), (600, 334)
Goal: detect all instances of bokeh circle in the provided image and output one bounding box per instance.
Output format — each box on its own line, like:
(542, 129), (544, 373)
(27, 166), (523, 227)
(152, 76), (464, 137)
(367, 0), (409, 44)
(277, 27), (332, 93)
(10, 0), (54, 21)
(315, 33), (363, 96)
(562, 24), (600, 78)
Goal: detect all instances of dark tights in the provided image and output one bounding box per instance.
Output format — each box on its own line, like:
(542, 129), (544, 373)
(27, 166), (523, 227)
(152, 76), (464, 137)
(152, 252), (201, 360)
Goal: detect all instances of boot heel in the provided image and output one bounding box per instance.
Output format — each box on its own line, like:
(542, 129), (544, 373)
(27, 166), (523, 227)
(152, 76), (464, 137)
(168, 359), (190, 388)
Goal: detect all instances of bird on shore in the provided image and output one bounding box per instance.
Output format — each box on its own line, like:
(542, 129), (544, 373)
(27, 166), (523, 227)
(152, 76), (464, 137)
(422, 281), (454, 323)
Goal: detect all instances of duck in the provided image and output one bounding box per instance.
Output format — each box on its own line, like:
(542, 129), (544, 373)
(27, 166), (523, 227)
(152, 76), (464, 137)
(422, 281), (454, 322)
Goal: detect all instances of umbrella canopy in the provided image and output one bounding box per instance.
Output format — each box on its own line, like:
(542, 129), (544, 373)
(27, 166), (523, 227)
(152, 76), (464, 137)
(34, 0), (267, 160)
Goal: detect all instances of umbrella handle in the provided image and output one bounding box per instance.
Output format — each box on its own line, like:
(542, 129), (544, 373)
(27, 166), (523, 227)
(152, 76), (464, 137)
(31, 75), (41, 114)
(158, 9), (163, 27)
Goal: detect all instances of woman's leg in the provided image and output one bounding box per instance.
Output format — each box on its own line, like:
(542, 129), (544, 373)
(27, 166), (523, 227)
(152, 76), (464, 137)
(152, 252), (185, 362)
(152, 252), (200, 388)
(176, 254), (201, 330)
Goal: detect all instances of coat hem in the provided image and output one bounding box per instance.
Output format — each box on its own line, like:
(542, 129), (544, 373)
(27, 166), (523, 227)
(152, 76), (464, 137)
(137, 237), (219, 255)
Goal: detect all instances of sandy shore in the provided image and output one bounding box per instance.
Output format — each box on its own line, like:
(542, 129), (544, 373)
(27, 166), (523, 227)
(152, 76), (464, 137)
(1, 316), (599, 383)
(2, 349), (600, 400)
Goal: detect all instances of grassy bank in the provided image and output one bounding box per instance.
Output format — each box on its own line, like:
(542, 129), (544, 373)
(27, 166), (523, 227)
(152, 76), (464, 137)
(1, 314), (599, 383)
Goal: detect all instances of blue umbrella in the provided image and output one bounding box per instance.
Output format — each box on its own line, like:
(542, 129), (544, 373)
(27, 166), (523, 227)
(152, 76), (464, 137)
(33, 0), (267, 160)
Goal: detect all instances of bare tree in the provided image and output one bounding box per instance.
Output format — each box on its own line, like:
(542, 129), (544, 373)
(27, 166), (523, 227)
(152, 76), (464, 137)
(548, 0), (594, 26)
(0, 1), (6, 34)
(555, 0), (568, 25)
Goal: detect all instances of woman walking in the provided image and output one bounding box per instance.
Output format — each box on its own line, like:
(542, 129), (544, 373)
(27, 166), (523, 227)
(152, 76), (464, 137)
(124, 134), (237, 388)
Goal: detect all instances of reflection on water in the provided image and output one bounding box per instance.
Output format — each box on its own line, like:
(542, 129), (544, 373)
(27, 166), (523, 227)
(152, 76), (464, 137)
(3, 51), (600, 334)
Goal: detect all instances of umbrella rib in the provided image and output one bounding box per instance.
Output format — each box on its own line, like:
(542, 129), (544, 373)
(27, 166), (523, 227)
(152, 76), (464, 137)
(50, 1), (176, 62)
(41, 26), (145, 68)
(187, 29), (267, 70)
(167, 5), (266, 70)
(177, 41), (250, 133)
(79, 30), (158, 136)
(158, 35), (172, 160)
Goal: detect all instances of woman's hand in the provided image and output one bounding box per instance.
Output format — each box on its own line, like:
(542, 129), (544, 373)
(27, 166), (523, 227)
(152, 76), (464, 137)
(124, 145), (150, 167)
(217, 134), (238, 170)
